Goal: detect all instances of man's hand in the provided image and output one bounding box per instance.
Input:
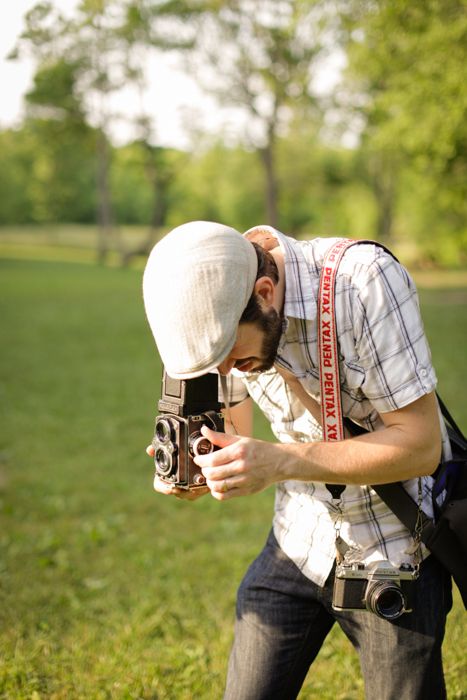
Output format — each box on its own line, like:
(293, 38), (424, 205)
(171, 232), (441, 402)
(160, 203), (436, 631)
(146, 445), (210, 501)
(193, 426), (279, 500)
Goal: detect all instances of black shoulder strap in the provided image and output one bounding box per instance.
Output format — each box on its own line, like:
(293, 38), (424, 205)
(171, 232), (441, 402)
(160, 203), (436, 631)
(373, 482), (435, 543)
(436, 393), (466, 443)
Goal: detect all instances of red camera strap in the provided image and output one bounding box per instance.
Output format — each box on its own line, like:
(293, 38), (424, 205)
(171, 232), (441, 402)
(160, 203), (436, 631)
(318, 239), (357, 442)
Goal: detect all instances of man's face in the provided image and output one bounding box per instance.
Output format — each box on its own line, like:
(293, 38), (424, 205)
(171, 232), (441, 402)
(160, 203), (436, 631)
(217, 307), (283, 375)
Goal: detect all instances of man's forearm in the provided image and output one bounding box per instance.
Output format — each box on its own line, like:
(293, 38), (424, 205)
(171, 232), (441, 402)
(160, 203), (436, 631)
(196, 392), (442, 498)
(269, 391), (441, 486)
(275, 426), (439, 486)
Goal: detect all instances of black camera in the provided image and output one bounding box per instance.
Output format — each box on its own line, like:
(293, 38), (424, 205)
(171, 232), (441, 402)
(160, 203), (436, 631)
(152, 370), (224, 489)
(332, 559), (418, 620)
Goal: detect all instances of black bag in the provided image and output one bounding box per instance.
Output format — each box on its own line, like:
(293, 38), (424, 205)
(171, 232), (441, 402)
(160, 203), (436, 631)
(374, 396), (467, 609)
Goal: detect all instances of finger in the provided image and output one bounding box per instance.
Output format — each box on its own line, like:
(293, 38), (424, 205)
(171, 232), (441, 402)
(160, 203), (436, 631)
(153, 475), (209, 500)
(200, 425), (241, 449)
(200, 455), (248, 482)
(193, 431), (242, 469)
(175, 485), (210, 501)
(153, 475), (187, 496)
(146, 444), (155, 456)
(206, 474), (244, 494)
(199, 454), (244, 481)
(153, 475), (176, 494)
(209, 483), (243, 501)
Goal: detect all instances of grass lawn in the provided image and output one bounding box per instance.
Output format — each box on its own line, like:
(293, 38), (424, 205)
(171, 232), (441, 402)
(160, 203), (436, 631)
(0, 241), (466, 698)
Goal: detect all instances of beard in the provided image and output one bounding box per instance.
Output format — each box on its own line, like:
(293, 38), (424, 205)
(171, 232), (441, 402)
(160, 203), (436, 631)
(254, 306), (284, 372)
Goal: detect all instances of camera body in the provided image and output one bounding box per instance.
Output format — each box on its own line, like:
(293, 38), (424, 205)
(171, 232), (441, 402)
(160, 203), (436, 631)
(332, 559), (418, 620)
(152, 370), (224, 489)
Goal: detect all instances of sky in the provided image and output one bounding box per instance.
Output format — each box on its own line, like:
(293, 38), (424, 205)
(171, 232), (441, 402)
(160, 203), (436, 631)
(1, 2), (83, 126)
(0, 0), (221, 148)
(0, 1), (347, 149)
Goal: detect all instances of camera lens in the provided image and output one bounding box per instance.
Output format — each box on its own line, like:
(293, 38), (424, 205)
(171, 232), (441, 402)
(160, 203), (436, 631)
(189, 432), (214, 457)
(365, 581), (405, 620)
(155, 418), (172, 444)
(155, 447), (173, 476)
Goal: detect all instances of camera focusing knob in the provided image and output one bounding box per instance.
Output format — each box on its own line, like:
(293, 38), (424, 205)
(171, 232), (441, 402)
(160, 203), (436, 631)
(189, 433), (214, 457)
(192, 473), (206, 486)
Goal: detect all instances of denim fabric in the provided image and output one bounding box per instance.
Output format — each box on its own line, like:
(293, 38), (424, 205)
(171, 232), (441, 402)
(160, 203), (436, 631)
(224, 530), (452, 700)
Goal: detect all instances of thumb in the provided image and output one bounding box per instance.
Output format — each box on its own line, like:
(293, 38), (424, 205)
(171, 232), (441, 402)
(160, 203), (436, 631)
(200, 424), (241, 449)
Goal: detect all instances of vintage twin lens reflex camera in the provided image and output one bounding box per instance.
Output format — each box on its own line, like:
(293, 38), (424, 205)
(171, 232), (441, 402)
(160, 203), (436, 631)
(332, 559), (419, 620)
(152, 370), (224, 489)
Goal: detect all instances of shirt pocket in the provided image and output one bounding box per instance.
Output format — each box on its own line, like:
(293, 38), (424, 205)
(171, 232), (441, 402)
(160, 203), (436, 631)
(343, 362), (366, 393)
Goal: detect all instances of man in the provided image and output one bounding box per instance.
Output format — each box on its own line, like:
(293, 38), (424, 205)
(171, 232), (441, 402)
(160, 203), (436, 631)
(143, 221), (452, 699)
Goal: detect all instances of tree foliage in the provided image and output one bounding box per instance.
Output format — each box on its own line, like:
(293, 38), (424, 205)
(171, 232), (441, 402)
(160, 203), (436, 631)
(1, 0), (466, 265)
(342, 0), (467, 260)
(186, 0), (329, 226)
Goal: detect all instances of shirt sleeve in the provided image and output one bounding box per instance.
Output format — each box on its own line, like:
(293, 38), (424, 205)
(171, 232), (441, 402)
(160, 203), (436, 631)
(348, 252), (437, 413)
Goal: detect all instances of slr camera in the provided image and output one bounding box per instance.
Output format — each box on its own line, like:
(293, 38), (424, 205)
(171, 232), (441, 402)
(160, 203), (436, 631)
(332, 559), (418, 620)
(152, 370), (224, 489)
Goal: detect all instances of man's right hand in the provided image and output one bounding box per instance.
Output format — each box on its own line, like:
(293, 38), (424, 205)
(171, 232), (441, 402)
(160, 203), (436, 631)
(146, 445), (210, 501)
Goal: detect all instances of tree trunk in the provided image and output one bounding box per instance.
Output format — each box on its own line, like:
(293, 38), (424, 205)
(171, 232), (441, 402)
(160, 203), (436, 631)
(376, 186), (393, 243)
(259, 140), (279, 228)
(121, 143), (171, 267)
(96, 129), (115, 265)
(121, 181), (168, 266)
(369, 152), (397, 244)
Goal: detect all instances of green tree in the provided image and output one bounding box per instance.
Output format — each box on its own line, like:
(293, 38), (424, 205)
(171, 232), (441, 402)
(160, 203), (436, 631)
(188, 0), (329, 227)
(0, 129), (36, 224)
(0, 119), (97, 225)
(28, 118), (97, 223)
(116, 0), (203, 263)
(112, 142), (186, 265)
(168, 142), (264, 231)
(11, 1), (125, 260)
(22, 54), (97, 224)
(11, 0), (204, 262)
(341, 0), (467, 260)
(276, 122), (377, 238)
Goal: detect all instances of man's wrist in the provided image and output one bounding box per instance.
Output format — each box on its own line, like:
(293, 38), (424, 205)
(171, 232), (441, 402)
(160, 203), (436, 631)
(273, 442), (313, 483)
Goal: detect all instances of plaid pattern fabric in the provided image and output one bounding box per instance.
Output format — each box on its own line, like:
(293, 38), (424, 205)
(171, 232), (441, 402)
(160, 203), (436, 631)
(228, 232), (449, 586)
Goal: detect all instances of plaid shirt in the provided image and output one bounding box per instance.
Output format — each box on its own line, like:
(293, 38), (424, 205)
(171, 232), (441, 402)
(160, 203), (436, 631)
(227, 231), (449, 586)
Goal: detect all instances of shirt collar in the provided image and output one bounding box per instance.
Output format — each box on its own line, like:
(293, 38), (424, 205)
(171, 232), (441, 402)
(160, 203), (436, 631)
(255, 227), (318, 323)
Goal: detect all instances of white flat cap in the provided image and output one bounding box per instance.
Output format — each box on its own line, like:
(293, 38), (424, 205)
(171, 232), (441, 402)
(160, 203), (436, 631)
(143, 221), (258, 378)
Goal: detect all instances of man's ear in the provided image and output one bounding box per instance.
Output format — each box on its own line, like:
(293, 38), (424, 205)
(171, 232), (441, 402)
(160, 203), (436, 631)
(253, 276), (275, 305)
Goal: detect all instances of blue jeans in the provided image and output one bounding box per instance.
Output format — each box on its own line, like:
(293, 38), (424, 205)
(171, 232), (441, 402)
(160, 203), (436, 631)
(224, 530), (452, 700)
